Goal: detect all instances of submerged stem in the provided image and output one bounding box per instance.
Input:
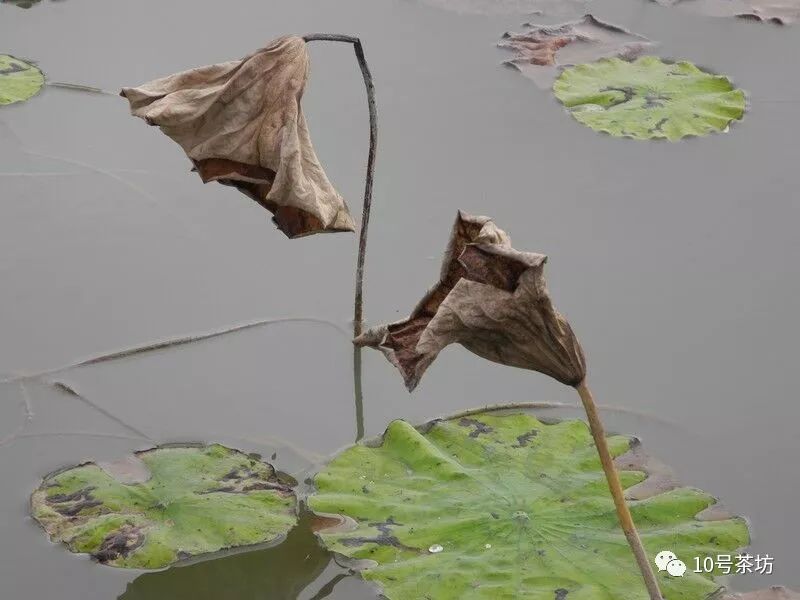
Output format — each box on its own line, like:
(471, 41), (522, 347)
(576, 381), (664, 600)
(302, 34), (377, 337)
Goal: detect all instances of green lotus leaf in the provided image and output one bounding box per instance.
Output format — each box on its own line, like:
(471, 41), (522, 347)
(553, 56), (746, 141)
(0, 55), (44, 105)
(30, 444), (298, 569)
(309, 411), (750, 599)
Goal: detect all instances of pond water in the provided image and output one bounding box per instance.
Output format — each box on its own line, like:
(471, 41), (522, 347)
(1, 0), (798, 597)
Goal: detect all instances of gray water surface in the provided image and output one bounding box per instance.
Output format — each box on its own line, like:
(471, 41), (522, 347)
(1, 0), (798, 597)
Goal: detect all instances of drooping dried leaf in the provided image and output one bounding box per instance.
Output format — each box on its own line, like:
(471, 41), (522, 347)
(653, 0), (800, 24)
(355, 211), (586, 390)
(120, 36), (355, 238)
(499, 15), (654, 88)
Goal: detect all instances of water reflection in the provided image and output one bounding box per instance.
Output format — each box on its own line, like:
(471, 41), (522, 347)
(1, 0), (64, 8)
(119, 512), (356, 600)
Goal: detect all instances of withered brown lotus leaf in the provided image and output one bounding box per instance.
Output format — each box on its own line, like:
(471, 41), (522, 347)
(120, 36), (355, 238)
(654, 0), (800, 25)
(499, 15), (653, 88)
(356, 211), (586, 390)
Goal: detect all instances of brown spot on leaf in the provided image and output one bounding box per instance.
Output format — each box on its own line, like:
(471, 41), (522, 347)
(92, 523), (145, 563)
(340, 517), (418, 551)
(47, 486), (104, 517)
(513, 430), (538, 447)
(458, 418), (494, 438)
(0, 61), (26, 75)
(202, 463), (292, 495)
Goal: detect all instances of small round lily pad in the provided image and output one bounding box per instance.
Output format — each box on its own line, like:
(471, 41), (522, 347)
(553, 56), (746, 140)
(309, 410), (750, 599)
(30, 444), (297, 569)
(0, 55), (44, 106)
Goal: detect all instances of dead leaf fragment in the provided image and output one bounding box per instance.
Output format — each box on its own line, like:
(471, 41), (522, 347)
(355, 211), (586, 390)
(121, 36), (355, 238)
(499, 15), (653, 88)
(735, 0), (800, 22)
(653, 0), (800, 25)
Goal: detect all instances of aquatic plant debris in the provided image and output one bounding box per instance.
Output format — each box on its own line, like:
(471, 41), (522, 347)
(30, 444), (297, 568)
(355, 211), (586, 391)
(418, 0), (589, 16)
(0, 55), (44, 106)
(499, 15), (654, 88)
(553, 56), (746, 140)
(653, 0), (800, 25)
(1, 0), (44, 7)
(120, 36), (355, 238)
(309, 411), (750, 599)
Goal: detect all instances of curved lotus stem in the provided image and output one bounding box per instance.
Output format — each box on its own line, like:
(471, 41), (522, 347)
(577, 381), (664, 600)
(302, 34), (377, 338)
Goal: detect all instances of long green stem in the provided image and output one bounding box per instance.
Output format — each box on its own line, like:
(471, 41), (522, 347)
(302, 34), (377, 337)
(576, 380), (664, 600)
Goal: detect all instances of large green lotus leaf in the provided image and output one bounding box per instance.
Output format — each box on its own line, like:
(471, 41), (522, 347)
(31, 444), (298, 569)
(309, 412), (750, 599)
(0, 55), (44, 105)
(553, 56), (746, 141)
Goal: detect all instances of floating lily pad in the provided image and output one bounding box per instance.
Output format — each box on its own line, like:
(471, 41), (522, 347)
(553, 56), (746, 141)
(309, 411), (750, 599)
(0, 55), (44, 106)
(499, 15), (654, 88)
(30, 444), (297, 569)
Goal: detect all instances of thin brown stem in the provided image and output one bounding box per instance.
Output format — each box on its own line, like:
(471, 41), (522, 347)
(353, 346), (365, 442)
(576, 380), (664, 600)
(303, 34), (377, 337)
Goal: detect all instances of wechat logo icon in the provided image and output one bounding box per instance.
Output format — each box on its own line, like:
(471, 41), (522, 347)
(655, 550), (687, 577)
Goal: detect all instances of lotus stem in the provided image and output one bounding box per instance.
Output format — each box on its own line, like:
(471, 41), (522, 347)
(576, 380), (664, 600)
(302, 33), (377, 337)
(352, 346), (365, 442)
